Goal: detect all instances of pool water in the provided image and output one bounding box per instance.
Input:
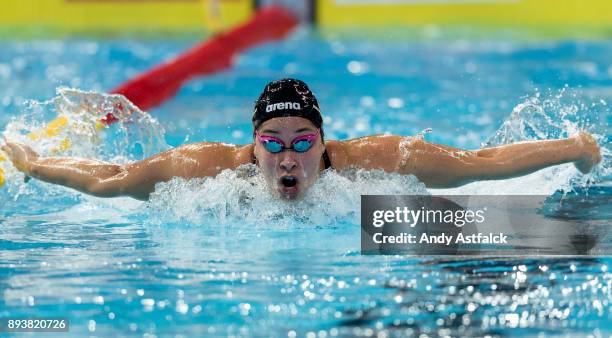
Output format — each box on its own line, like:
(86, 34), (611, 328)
(1, 29), (611, 337)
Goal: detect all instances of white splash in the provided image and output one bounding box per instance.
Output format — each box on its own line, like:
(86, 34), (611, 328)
(144, 164), (428, 227)
(0, 88), (168, 202)
(2, 87), (608, 219)
(434, 88), (610, 195)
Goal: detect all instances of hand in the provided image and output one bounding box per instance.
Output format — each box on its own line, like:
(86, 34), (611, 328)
(572, 131), (602, 174)
(1, 138), (40, 175)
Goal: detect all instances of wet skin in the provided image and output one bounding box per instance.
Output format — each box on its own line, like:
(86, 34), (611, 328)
(1, 126), (602, 201)
(253, 117), (326, 200)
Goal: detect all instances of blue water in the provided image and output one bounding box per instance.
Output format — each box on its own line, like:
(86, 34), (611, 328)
(0, 30), (611, 337)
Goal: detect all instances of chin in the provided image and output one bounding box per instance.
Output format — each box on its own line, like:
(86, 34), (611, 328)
(281, 194), (300, 200)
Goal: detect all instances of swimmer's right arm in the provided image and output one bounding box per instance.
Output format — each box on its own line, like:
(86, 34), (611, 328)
(1, 141), (252, 200)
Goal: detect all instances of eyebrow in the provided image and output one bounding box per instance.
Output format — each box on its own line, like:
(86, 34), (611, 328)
(294, 127), (315, 133)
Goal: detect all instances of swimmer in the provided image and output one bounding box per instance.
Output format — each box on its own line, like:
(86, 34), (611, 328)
(1, 78), (602, 201)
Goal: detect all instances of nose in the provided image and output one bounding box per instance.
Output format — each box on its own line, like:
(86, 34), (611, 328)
(279, 152), (298, 172)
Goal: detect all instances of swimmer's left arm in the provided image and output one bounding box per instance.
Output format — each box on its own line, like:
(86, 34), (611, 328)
(330, 131), (601, 188)
(399, 131), (601, 188)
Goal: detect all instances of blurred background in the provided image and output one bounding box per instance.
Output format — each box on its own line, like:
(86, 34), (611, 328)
(0, 1), (610, 180)
(1, 0), (611, 149)
(2, 0), (612, 35)
(1, 2), (611, 337)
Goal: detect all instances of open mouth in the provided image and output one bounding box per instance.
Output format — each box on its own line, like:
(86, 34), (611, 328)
(281, 176), (297, 187)
(279, 175), (299, 197)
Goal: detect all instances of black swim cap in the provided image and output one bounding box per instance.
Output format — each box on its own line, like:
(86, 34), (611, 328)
(252, 78), (323, 137)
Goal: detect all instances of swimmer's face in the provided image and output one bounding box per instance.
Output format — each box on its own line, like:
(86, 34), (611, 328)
(253, 117), (325, 200)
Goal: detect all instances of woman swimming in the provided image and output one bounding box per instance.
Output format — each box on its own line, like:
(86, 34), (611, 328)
(1, 78), (602, 200)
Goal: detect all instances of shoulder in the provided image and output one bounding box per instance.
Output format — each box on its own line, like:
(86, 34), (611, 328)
(326, 135), (415, 155)
(324, 140), (349, 169)
(170, 142), (253, 170)
(325, 135), (413, 171)
(233, 144), (255, 166)
(174, 141), (239, 152)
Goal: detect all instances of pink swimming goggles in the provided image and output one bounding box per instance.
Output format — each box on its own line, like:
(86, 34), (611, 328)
(255, 129), (320, 153)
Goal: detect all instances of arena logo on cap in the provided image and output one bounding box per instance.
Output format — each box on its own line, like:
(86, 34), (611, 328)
(266, 102), (301, 112)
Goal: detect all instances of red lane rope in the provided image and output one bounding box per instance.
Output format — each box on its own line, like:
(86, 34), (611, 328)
(105, 5), (298, 125)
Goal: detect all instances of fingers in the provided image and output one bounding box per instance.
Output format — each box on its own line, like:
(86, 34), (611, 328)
(0, 143), (10, 156)
(1, 136), (10, 153)
(1, 141), (40, 163)
(3, 142), (17, 155)
(2, 141), (24, 155)
(1, 141), (25, 162)
(570, 131), (602, 175)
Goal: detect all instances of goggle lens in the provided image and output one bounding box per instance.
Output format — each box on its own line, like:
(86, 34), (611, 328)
(292, 139), (312, 152)
(263, 140), (283, 153)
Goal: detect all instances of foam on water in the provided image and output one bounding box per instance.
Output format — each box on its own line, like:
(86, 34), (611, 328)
(141, 88), (607, 225)
(1, 87), (609, 218)
(144, 165), (428, 227)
